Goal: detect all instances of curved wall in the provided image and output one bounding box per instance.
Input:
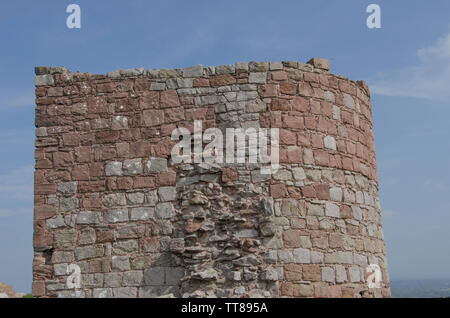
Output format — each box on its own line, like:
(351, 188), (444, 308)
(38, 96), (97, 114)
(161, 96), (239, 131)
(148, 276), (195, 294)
(33, 58), (390, 298)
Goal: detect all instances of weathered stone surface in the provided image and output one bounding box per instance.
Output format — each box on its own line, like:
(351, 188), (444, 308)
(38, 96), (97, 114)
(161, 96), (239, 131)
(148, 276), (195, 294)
(130, 207), (154, 221)
(104, 209), (128, 223)
(183, 65), (203, 77)
(76, 211), (100, 225)
(123, 159), (143, 175)
(158, 187), (177, 202)
(249, 72), (267, 84)
(147, 158), (168, 173)
(33, 60), (389, 298)
(35, 74), (54, 86)
(155, 202), (175, 219)
(343, 93), (355, 109)
(57, 182), (77, 195)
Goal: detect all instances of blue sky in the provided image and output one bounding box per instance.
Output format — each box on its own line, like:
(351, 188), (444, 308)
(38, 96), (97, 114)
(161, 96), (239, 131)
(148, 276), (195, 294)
(0, 0), (449, 292)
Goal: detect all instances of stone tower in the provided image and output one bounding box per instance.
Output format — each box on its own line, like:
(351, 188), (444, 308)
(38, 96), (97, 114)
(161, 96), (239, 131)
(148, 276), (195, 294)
(32, 58), (390, 298)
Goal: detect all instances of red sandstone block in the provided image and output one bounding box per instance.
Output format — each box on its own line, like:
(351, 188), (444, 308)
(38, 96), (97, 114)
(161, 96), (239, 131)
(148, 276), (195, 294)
(317, 117), (328, 132)
(297, 132), (310, 147)
(356, 143), (364, 158)
(34, 170), (46, 184)
(321, 101), (333, 117)
(298, 82), (314, 97)
(336, 139), (346, 153)
(303, 72), (319, 83)
(33, 220), (53, 249)
(314, 284), (342, 298)
(164, 107), (185, 123)
(82, 196), (102, 209)
(287, 146), (302, 164)
(74, 146), (91, 163)
(114, 142), (129, 158)
(307, 58), (330, 71)
(89, 162), (105, 178)
(338, 80), (357, 95)
(72, 164), (90, 180)
(311, 134), (324, 148)
(34, 205), (57, 220)
(160, 90), (180, 108)
(353, 157), (361, 173)
(301, 185), (316, 198)
(35, 184), (56, 195)
(302, 265), (321, 282)
(270, 183), (287, 199)
(152, 138), (175, 158)
(278, 148), (287, 163)
(96, 228), (114, 243)
(210, 74), (236, 87)
(87, 96), (108, 113)
(341, 111), (353, 125)
(280, 129), (297, 145)
(258, 84), (278, 98)
(291, 96), (308, 113)
(95, 131), (120, 144)
(282, 115), (304, 129)
(156, 171), (176, 186)
(139, 91), (160, 109)
(271, 98), (291, 111)
(310, 100), (321, 115)
(96, 82), (116, 94)
(314, 150), (329, 167)
(134, 78), (148, 91)
(142, 109), (164, 127)
(32, 281), (46, 297)
(117, 177), (133, 190)
(283, 230), (303, 248)
(314, 184), (330, 200)
(304, 116), (316, 130)
(185, 108), (208, 121)
(327, 121), (337, 135)
(340, 205), (352, 219)
(328, 76), (338, 89)
(280, 282), (294, 296)
(280, 81), (297, 95)
(193, 78), (210, 87)
(106, 178), (117, 191)
(35, 159), (52, 169)
(46, 170), (70, 182)
(78, 180), (106, 193)
(270, 112), (282, 127)
(89, 258), (111, 273)
(94, 146), (117, 161)
(271, 71), (288, 81)
(160, 124), (177, 137)
(222, 168), (238, 183)
(319, 74), (329, 86)
(342, 157), (353, 170)
(53, 152), (74, 167)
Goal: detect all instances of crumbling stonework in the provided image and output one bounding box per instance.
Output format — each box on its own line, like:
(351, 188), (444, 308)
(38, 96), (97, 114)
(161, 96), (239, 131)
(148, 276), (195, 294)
(33, 58), (390, 298)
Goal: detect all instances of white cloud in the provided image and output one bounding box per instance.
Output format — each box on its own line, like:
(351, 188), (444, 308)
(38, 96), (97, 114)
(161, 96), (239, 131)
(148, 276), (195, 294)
(370, 30), (450, 102)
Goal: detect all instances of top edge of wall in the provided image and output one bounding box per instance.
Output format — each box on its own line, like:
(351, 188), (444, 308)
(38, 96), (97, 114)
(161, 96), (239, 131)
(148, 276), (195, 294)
(34, 58), (370, 96)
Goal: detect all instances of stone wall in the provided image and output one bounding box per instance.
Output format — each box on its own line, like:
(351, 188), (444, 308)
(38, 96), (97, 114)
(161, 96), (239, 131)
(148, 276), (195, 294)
(32, 58), (390, 298)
